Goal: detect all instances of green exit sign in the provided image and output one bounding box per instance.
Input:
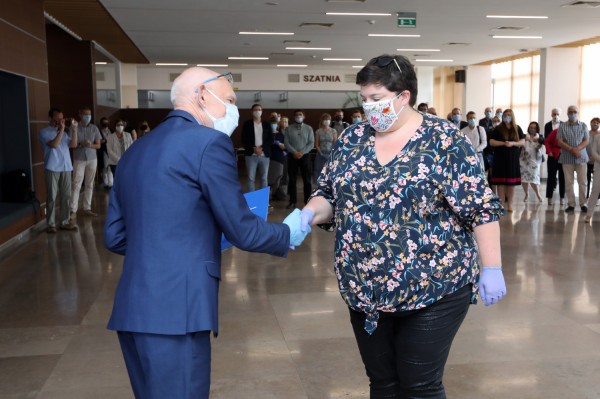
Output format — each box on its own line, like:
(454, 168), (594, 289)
(397, 12), (416, 28)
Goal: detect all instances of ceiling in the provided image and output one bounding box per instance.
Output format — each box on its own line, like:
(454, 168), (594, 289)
(95, 0), (600, 69)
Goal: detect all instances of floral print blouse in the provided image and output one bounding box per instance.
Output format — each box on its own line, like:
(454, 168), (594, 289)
(311, 115), (504, 334)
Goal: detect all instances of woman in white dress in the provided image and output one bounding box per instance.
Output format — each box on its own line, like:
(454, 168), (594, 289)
(520, 121), (544, 202)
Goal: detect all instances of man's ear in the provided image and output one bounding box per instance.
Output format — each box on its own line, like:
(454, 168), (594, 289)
(195, 85), (208, 106)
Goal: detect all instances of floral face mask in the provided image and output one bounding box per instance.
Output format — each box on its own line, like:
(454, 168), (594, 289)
(362, 93), (405, 132)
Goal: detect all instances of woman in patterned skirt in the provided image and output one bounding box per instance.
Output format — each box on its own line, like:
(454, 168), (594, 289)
(519, 121), (544, 202)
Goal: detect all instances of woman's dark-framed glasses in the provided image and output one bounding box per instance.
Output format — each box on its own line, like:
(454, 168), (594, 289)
(373, 56), (402, 74)
(201, 72), (234, 85)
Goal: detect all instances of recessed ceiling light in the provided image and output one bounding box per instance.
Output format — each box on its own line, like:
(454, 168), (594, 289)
(239, 31), (294, 35)
(368, 33), (421, 38)
(196, 64), (229, 67)
(327, 12), (392, 16)
(285, 47), (332, 50)
(486, 15), (548, 19)
(277, 64), (308, 67)
(228, 56), (269, 60)
(415, 59), (453, 62)
(492, 35), (543, 39)
(155, 63), (188, 66)
(323, 58), (363, 61)
(396, 48), (440, 52)
(95, 62), (108, 65)
(352, 65), (363, 68)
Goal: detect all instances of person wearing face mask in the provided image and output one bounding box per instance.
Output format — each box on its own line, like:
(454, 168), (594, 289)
(519, 122), (544, 202)
(71, 106), (102, 218)
(462, 111), (487, 169)
(495, 108), (503, 120)
(544, 108), (562, 138)
(106, 119), (133, 179)
(585, 117), (600, 200)
(417, 102), (428, 113)
(479, 107), (494, 133)
(489, 109), (525, 212)
(451, 107), (468, 129)
(351, 109), (363, 125)
(557, 105), (589, 213)
(242, 103), (272, 192)
(268, 115), (287, 202)
(484, 115), (502, 189)
(104, 67), (309, 399)
(97, 117), (112, 188)
(137, 120), (151, 137)
(330, 109), (349, 134)
(314, 113), (338, 183)
(283, 110), (314, 209)
(38, 108), (79, 233)
(585, 117), (600, 222)
(543, 109), (566, 206)
(298, 54), (505, 399)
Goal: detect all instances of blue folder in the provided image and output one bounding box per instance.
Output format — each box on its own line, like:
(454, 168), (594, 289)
(221, 187), (270, 251)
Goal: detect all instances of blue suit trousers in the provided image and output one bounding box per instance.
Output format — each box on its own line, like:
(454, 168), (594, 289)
(117, 331), (211, 399)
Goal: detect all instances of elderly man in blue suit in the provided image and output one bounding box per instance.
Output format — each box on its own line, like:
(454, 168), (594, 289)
(104, 67), (309, 399)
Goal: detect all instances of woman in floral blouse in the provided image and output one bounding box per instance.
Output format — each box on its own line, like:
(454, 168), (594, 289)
(299, 55), (507, 398)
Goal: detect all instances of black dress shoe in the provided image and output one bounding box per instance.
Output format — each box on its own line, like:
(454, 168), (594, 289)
(565, 206), (575, 213)
(581, 206), (588, 212)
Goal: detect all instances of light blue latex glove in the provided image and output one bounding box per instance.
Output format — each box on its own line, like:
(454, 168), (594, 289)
(283, 209), (311, 249)
(479, 267), (507, 306)
(300, 208), (314, 233)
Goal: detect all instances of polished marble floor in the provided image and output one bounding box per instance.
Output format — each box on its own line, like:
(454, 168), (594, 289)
(1, 188), (600, 398)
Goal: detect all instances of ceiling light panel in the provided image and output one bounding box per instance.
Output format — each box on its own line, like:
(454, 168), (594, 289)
(239, 31), (294, 35)
(327, 12), (392, 16)
(486, 15), (548, 19)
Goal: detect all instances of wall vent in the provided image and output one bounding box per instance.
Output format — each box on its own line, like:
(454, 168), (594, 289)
(446, 42), (471, 46)
(231, 73), (242, 83)
(299, 22), (334, 28)
(284, 40), (311, 44)
(95, 72), (105, 81)
(492, 26), (527, 31)
(562, 1), (600, 7)
(288, 74), (300, 83)
(344, 74), (356, 83)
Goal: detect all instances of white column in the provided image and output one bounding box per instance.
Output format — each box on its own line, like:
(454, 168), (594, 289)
(464, 65), (492, 116)
(120, 63), (139, 108)
(538, 47), (580, 125)
(416, 66), (434, 107)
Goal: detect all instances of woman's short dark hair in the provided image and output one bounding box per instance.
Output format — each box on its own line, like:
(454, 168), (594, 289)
(528, 121), (540, 133)
(356, 54), (418, 106)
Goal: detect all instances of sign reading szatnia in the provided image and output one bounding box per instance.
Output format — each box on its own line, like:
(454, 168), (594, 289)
(302, 75), (342, 83)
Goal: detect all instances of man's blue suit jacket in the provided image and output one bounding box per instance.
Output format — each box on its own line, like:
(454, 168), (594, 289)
(104, 110), (290, 335)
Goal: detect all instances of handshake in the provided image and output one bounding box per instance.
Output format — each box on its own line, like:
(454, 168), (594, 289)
(283, 208), (314, 249)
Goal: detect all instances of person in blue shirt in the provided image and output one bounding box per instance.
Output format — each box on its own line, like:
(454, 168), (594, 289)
(38, 108), (79, 233)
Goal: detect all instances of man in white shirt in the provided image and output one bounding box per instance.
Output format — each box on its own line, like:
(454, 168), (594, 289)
(241, 103), (272, 191)
(544, 108), (561, 138)
(461, 111), (487, 170)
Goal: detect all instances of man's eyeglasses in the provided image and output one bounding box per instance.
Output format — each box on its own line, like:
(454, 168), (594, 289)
(372, 56), (402, 74)
(201, 72), (234, 85)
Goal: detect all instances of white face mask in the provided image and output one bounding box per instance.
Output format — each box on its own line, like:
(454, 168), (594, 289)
(553, 115), (560, 123)
(115, 125), (124, 133)
(323, 120), (331, 127)
(203, 89), (239, 137)
(252, 110), (262, 119)
(362, 93), (404, 132)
